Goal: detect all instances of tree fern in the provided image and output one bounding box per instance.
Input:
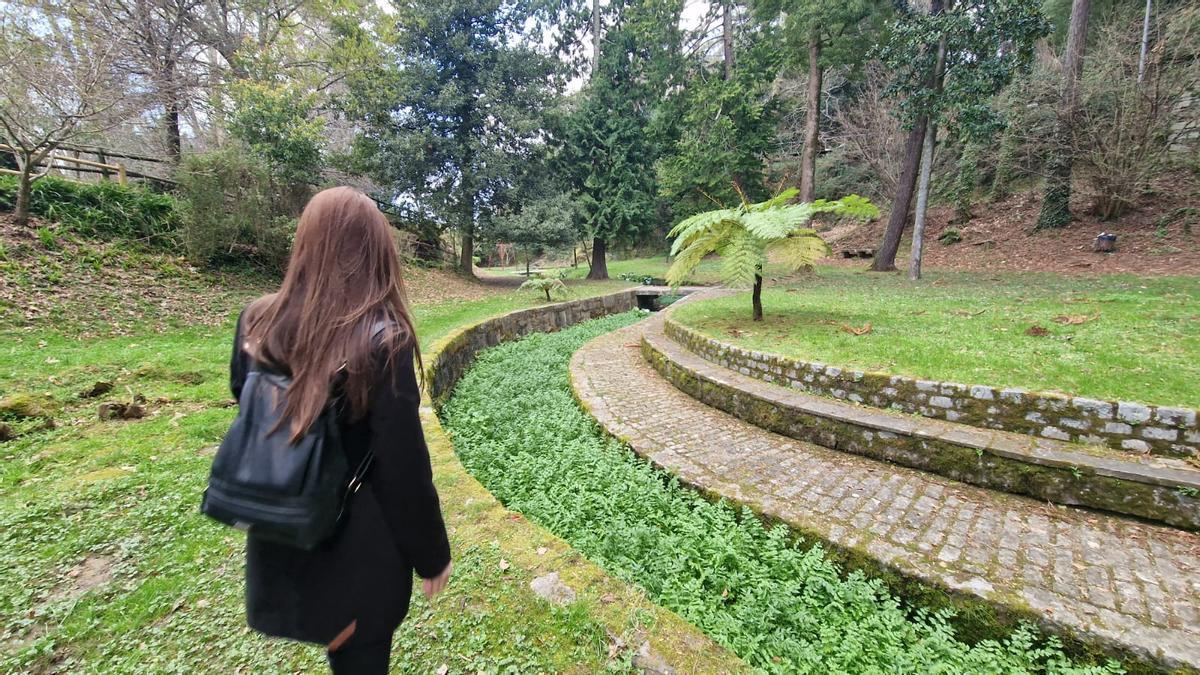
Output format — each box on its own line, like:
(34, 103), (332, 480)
(666, 191), (879, 319)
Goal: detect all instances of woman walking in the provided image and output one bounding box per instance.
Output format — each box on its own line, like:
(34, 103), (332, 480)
(228, 187), (451, 673)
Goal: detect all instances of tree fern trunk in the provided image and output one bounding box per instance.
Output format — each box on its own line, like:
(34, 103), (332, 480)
(752, 273), (763, 321)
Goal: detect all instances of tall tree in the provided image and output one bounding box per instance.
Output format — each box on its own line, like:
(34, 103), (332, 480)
(1035, 0), (1092, 230)
(908, 34), (945, 281)
(83, 0), (202, 160)
(750, 0), (887, 203)
(561, 0), (684, 280)
(656, 2), (779, 218)
(345, 0), (560, 277)
(0, 5), (136, 226)
(872, 0), (1049, 271)
(870, 0), (943, 272)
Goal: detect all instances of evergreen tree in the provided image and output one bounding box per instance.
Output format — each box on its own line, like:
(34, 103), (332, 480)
(559, 0), (684, 279)
(343, 0), (560, 276)
(656, 4), (780, 218)
(871, 0), (1051, 271)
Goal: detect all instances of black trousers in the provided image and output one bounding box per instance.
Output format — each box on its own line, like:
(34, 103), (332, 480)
(326, 634), (393, 675)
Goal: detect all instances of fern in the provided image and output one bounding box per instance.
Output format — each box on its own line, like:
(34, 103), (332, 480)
(519, 276), (568, 302)
(665, 191), (879, 317)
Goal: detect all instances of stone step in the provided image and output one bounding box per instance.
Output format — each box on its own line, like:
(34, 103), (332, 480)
(569, 311), (1200, 670)
(643, 319), (1200, 531)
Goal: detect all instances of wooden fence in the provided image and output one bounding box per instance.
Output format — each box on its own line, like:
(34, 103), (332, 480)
(0, 143), (174, 185)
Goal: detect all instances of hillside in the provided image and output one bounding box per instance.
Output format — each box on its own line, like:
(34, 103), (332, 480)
(0, 214), (525, 338)
(825, 175), (1200, 276)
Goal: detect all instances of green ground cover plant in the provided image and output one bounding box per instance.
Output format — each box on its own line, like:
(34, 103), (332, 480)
(439, 314), (1121, 674)
(0, 176), (179, 242)
(672, 267), (1200, 408)
(0, 281), (689, 674)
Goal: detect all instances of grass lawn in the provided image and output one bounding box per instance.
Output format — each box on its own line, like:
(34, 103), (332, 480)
(0, 276), (739, 673)
(671, 266), (1200, 408)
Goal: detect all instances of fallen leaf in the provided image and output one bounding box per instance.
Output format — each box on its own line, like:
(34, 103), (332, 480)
(840, 322), (872, 336)
(951, 309), (987, 317)
(1026, 325), (1050, 336)
(436, 665), (449, 675)
(498, 559), (510, 571)
(1051, 314), (1098, 325)
(536, 547), (548, 556)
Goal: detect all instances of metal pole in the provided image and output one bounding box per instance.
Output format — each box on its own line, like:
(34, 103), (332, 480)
(1137, 0), (1152, 84)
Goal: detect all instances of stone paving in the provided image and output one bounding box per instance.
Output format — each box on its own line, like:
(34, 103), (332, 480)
(569, 308), (1200, 671)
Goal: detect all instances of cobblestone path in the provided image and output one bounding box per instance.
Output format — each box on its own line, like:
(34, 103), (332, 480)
(570, 310), (1200, 671)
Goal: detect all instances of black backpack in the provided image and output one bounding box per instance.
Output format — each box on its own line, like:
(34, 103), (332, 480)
(201, 331), (381, 551)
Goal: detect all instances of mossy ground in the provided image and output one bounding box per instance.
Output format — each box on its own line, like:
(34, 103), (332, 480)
(0, 265), (744, 673)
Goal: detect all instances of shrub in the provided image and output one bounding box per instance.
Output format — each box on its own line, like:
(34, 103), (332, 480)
(226, 81), (322, 217)
(1073, 5), (1200, 219)
(174, 149), (294, 271)
(441, 315), (1121, 674)
(0, 175), (179, 242)
(939, 228), (963, 245)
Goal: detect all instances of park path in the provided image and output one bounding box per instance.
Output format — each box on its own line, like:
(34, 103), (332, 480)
(569, 306), (1200, 671)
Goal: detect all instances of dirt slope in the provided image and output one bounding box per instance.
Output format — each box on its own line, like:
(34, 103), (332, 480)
(825, 176), (1200, 276)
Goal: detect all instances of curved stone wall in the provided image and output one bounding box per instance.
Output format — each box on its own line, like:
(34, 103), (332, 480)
(426, 290), (639, 407)
(664, 318), (1199, 458)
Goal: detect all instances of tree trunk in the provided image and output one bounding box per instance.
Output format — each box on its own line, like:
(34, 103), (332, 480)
(164, 61), (182, 161)
(722, 0), (733, 81)
(751, 272), (763, 321)
(872, 0), (945, 271)
(14, 168), (33, 227)
(587, 236), (609, 279)
(166, 100), (182, 161)
(798, 35), (822, 203)
(592, 0), (601, 74)
(459, 191), (475, 278)
(1036, 0), (1091, 230)
(872, 122), (927, 271)
(909, 120), (937, 281)
(909, 34), (947, 281)
(1137, 0), (1152, 84)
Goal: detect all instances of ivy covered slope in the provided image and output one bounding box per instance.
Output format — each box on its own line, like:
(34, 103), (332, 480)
(440, 313), (1121, 674)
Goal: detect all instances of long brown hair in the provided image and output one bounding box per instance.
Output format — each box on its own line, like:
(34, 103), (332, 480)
(243, 186), (421, 442)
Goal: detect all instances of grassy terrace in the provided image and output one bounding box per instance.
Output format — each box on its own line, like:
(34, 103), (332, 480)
(671, 266), (1200, 408)
(0, 276), (742, 673)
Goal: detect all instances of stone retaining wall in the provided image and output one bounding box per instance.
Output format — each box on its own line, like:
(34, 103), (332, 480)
(427, 291), (638, 406)
(642, 329), (1200, 531)
(664, 319), (1199, 458)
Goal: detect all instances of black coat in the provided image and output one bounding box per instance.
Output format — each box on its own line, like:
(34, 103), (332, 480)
(229, 311), (451, 646)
